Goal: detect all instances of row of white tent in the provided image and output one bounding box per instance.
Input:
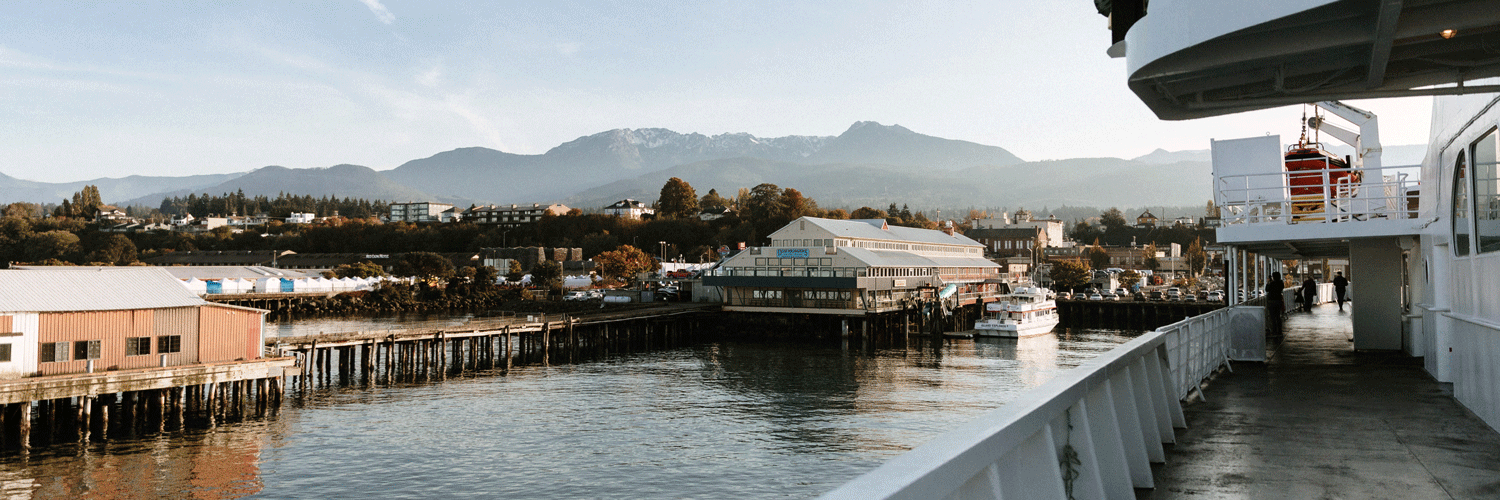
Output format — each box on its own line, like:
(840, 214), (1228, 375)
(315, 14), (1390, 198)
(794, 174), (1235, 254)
(181, 276), (416, 295)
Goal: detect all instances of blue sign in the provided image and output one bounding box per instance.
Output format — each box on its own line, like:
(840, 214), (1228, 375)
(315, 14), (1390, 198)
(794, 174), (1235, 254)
(206, 281), (222, 294)
(777, 248), (809, 258)
(280, 278), (295, 293)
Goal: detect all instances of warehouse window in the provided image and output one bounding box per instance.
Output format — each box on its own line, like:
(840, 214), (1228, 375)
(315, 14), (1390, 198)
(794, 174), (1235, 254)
(126, 337), (152, 356)
(0, 344), (10, 362)
(158, 335), (183, 354)
(40, 342), (62, 362)
(74, 340), (101, 360)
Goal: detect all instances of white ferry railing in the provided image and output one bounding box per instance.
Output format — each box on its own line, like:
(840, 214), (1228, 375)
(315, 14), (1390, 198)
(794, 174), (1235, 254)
(821, 306), (1235, 500)
(1216, 164), (1418, 226)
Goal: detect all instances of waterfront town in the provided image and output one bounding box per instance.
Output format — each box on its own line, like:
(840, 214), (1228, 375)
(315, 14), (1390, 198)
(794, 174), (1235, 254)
(4, 2), (1500, 499)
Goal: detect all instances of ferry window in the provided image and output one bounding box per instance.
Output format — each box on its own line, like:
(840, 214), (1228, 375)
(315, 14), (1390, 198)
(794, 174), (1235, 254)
(0, 344), (9, 362)
(1454, 150), (1472, 256)
(158, 335), (183, 354)
(755, 258), (766, 266)
(126, 337), (151, 356)
(74, 340), (101, 360)
(1474, 129), (1500, 254)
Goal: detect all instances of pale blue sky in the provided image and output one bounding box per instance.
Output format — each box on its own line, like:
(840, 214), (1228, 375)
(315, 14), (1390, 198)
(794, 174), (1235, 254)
(1, 1), (1431, 183)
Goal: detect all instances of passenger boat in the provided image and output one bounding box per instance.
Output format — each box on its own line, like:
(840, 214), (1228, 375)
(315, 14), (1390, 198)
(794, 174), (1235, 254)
(973, 286), (1058, 338)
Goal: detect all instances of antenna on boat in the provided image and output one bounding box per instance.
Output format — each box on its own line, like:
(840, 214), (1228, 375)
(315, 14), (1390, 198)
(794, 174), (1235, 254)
(1298, 104), (1309, 147)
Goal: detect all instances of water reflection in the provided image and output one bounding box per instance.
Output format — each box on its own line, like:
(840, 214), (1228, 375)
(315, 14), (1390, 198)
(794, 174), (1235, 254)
(0, 324), (1141, 499)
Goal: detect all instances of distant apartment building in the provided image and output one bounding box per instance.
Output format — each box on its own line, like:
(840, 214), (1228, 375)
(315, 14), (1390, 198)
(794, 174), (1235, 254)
(287, 212), (316, 224)
(389, 202), (454, 223)
(970, 209), (1066, 247)
(467, 203), (570, 227)
(603, 199), (654, 220)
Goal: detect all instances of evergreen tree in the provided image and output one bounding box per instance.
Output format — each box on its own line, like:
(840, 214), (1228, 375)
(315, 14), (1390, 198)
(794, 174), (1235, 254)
(657, 177), (699, 219)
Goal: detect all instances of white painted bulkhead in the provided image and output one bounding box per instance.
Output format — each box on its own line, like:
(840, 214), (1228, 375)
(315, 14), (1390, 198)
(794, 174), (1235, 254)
(1418, 80), (1500, 430)
(0, 312), (39, 379)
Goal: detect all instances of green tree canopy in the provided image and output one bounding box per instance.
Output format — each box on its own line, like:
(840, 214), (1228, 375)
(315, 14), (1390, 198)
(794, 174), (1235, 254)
(23, 230), (82, 263)
(1118, 269), (1141, 289)
(1050, 260), (1091, 292)
(392, 252), (456, 282)
(699, 189), (730, 210)
(332, 261), (388, 278)
(530, 260), (564, 291)
(84, 234), (138, 265)
(1100, 207), (1128, 232)
(473, 265), (500, 288)
(657, 177), (699, 219)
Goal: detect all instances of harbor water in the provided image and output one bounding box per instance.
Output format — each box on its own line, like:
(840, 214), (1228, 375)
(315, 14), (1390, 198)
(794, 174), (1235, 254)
(1, 318), (1141, 499)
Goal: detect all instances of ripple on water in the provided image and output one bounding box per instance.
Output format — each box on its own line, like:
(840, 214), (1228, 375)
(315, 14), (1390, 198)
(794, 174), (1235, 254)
(0, 327), (1140, 499)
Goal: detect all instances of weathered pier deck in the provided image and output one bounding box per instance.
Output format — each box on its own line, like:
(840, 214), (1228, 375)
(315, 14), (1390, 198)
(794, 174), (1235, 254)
(0, 357), (296, 451)
(268, 303), (720, 389)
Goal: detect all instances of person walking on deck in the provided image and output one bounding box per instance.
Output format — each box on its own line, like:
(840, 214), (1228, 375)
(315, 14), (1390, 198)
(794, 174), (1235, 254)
(1266, 272), (1285, 336)
(1333, 272), (1349, 311)
(1300, 276), (1317, 312)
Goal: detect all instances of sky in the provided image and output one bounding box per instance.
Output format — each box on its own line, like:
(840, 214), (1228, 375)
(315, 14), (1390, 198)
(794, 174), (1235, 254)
(1, 1), (1433, 183)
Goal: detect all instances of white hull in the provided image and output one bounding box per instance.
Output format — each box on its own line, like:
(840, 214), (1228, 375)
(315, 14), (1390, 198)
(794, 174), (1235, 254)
(974, 317), (1059, 338)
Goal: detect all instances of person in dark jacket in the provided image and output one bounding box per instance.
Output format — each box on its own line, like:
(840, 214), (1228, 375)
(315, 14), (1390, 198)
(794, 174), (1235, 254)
(1333, 272), (1349, 311)
(1300, 277), (1317, 311)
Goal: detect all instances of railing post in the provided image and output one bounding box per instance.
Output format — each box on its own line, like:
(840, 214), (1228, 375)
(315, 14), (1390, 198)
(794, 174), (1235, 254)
(1105, 376), (1154, 487)
(1083, 384), (1135, 498)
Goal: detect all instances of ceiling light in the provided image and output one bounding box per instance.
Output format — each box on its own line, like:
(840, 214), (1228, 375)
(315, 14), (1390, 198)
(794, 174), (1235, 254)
(1440, 29), (1457, 39)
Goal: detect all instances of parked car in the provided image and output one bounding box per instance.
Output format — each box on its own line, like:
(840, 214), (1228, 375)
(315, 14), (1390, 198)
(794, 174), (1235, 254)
(1166, 288), (1182, 301)
(1114, 288), (1129, 298)
(564, 291), (591, 301)
(1057, 291), (1072, 300)
(1088, 292), (1104, 300)
(1207, 291), (1225, 302)
(1149, 290), (1165, 301)
(1133, 291), (1147, 301)
(655, 286), (680, 301)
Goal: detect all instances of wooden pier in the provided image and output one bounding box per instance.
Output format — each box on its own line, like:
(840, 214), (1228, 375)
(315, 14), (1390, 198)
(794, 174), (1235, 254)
(0, 357), (296, 451)
(269, 303), (719, 390)
(1056, 299), (1224, 330)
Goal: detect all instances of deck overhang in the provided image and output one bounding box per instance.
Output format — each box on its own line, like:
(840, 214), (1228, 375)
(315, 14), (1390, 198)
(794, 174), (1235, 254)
(1121, 0), (1500, 120)
(1216, 218), (1424, 259)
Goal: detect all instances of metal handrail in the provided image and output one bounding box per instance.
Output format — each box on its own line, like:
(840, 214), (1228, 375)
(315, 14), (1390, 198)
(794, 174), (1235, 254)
(1216, 163), (1419, 225)
(821, 307), (1234, 499)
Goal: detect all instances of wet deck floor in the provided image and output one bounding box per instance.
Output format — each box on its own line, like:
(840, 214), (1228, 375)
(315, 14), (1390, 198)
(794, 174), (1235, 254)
(1139, 303), (1500, 499)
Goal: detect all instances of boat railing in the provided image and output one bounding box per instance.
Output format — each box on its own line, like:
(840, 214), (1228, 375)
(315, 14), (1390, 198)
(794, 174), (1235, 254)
(820, 306), (1236, 500)
(1215, 163), (1419, 226)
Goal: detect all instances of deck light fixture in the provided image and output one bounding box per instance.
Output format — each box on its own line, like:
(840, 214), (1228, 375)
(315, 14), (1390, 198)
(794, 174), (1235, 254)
(1440, 29), (1457, 39)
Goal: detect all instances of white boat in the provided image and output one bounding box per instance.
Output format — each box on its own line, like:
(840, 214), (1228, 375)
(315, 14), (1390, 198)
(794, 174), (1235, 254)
(974, 286), (1058, 338)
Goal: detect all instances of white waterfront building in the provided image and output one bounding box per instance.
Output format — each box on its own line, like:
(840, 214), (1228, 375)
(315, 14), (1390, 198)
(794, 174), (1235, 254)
(706, 217), (1005, 315)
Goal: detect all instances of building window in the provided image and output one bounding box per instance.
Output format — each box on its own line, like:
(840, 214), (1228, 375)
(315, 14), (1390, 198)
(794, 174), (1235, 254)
(0, 344), (9, 362)
(1473, 129), (1499, 254)
(74, 340), (101, 360)
(158, 335), (183, 354)
(1454, 150), (1471, 256)
(126, 337), (152, 356)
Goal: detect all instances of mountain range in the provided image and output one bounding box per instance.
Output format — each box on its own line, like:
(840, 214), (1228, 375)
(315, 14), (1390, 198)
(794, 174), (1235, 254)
(0, 121), (1418, 213)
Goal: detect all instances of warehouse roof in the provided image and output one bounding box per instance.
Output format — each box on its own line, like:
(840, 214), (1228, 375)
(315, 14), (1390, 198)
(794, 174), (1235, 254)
(778, 217), (985, 247)
(0, 268), (207, 312)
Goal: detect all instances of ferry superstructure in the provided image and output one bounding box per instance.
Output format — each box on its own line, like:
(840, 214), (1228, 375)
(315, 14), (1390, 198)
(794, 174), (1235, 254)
(1106, 0), (1500, 433)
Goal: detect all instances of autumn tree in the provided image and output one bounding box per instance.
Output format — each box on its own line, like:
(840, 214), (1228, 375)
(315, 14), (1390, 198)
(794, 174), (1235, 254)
(1088, 239), (1111, 270)
(657, 177), (699, 219)
(473, 265), (500, 289)
(780, 187), (816, 220)
(3, 202), (37, 219)
(1205, 200), (1221, 218)
(1049, 260), (1092, 292)
(1186, 237), (1208, 277)
(850, 207), (887, 220)
(1118, 269), (1142, 289)
(505, 260), (525, 282)
(1143, 242), (1161, 271)
(594, 244), (654, 284)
